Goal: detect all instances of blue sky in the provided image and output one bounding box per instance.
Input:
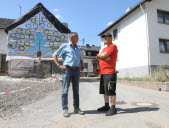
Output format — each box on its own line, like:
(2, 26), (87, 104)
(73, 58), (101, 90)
(0, 0), (141, 46)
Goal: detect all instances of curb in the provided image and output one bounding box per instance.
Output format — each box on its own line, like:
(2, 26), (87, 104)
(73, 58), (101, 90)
(117, 80), (169, 91)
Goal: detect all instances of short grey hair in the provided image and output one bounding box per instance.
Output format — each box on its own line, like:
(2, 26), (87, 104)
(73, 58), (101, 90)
(69, 32), (78, 38)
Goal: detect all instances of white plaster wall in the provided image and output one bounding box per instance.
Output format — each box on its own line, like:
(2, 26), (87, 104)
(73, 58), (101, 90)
(101, 7), (149, 71)
(0, 29), (8, 54)
(0, 55), (1, 71)
(0, 29), (8, 72)
(146, 0), (169, 65)
(83, 58), (93, 72)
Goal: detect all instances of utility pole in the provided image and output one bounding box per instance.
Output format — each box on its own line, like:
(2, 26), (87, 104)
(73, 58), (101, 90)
(18, 5), (21, 17)
(82, 38), (85, 46)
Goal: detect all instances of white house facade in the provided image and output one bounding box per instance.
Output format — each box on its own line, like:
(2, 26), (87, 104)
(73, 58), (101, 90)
(80, 45), (100, 76)
(99, 0), (169, 78)
(0, 18), (15, 72)
(146, 0), (169, 73)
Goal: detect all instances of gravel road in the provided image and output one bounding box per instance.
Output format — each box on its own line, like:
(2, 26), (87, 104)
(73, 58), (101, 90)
(0, 76), (61, 118)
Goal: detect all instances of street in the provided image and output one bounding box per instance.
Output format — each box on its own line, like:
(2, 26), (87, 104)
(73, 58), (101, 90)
(0, 77), (169, 128)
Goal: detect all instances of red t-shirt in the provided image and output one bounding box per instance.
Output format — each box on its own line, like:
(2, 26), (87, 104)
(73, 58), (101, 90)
(99, 44), (118, 74)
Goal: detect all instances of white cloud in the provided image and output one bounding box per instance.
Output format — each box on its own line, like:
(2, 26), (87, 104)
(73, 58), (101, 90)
(55, 14), (64, 20)
(53, 9), (59, 12)
(106, 21), (113, 26)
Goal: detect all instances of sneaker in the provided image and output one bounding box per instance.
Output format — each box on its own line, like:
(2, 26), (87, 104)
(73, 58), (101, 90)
(105, 108), (117, 116)
(63, 109), (70, 117)
(74, 108), (85, 115)
(97, 106), (110, 112)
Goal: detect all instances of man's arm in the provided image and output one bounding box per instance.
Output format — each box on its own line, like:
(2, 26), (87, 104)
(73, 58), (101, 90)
(80, 60), (84, 71)
(52, 54), (67, 70)
(96, 52), (111, 61)
(52, 54), (60, 66)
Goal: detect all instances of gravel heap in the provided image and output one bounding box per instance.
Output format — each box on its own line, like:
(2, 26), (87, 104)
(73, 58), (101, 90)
(0, 76), (61, 117)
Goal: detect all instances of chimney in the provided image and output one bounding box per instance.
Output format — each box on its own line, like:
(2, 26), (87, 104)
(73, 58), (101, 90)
(62, 23), (68, 28)
(86, 44), (90, 47)
(125, 7), (132, 13)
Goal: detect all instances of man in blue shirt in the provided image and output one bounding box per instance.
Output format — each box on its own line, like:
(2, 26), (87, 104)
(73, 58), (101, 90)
(52, 32), (85, 117)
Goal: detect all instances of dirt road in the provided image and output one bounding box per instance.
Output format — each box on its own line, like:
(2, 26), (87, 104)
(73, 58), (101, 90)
(0, 77), (169, 128)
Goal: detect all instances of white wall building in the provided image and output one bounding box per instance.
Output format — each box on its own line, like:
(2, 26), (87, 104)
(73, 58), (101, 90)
(0, 18), (15, 72)
(98, 0), (169, 78)
(80, 44), (100, 76)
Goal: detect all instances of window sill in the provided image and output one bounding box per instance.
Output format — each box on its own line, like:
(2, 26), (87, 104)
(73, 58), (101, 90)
(157, 22), (169, 25)
(160, 52), (169, 54)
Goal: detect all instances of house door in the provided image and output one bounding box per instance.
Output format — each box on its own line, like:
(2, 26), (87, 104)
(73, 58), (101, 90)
(1, 55), (7, 72)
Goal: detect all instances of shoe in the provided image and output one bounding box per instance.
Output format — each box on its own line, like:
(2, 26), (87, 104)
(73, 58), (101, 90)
(63, 109), (70, 117)
(97, 106), (110, 112)
(105, 108), (117, 116)
(74, 108), (85, 115)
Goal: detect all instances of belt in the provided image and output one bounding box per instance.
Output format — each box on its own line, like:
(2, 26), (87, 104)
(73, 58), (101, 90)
(66, 66), (79, 70)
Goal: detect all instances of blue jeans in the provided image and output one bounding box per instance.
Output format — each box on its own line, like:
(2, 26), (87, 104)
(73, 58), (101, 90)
(62, 69), (80, 110)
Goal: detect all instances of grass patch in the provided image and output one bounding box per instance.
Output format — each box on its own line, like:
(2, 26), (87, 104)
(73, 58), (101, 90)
(118, 66), (169, 82)
(118, 77), (143, 81)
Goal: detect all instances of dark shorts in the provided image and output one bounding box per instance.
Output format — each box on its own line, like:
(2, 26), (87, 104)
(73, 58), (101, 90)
(99, 73), (117, 96)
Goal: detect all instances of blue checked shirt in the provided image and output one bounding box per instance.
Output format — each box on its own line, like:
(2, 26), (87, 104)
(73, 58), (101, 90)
(54, 43), (83, 67)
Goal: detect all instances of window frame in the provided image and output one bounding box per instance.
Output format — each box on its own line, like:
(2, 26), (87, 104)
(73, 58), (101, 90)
(159, 39), (169, 53)
(113, 28), (118, 40)
(83, 63), (88, 69)
(85, 51), (99, 56)
(157, 10), (169, 25)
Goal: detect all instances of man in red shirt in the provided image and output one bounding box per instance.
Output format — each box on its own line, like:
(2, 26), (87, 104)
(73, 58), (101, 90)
(96, 33), (118, 116)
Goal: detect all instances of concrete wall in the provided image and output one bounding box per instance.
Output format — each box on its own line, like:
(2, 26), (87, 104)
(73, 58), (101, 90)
(118, 80), (169, 91)
(118, 65), (149, 78)
(8, 60), (52, 78)
(146, 0), (169, 66)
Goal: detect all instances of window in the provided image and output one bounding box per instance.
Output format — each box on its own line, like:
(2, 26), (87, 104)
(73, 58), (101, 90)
(86, 51), (99, 56)
(86, 51), (91, 56)
(91, 51), (99, 56)
(88, 52), (91, 56)
(1, 55), (7, 72)
(157, 10), (169, 24)
(83, 63), (88, 69)
(113, 29), (118, 39)
(159, 39), (169, 53)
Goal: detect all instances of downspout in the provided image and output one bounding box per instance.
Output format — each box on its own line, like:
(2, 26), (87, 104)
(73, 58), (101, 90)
(140, 3), (151, 77)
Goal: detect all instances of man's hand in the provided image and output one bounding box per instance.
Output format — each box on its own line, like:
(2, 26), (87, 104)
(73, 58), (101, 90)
(97, 52), (110, 61)
(58, 65), (67, 70)
(80, 67), (84, 72)
(104, 56), (111, 61)
(80, 60), (84, 72)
